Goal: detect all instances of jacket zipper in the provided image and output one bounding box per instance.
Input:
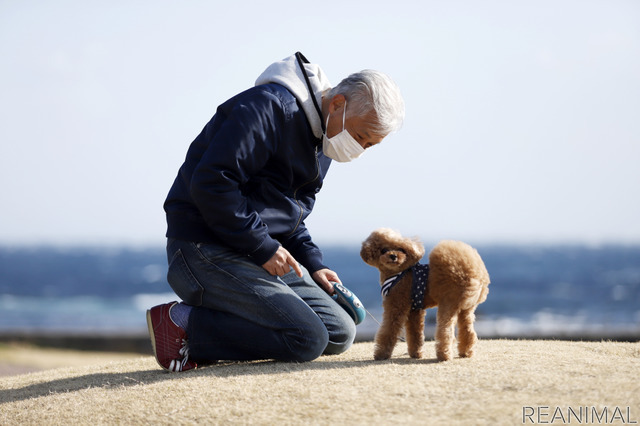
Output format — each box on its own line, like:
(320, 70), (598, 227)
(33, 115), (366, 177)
(287, 145), (320, 236)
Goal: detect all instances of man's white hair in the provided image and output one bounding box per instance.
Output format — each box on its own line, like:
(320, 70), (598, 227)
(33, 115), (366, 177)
(326, 70), (405, 136)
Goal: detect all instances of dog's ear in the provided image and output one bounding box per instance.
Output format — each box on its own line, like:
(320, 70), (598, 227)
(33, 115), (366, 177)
(360, 235), (377, 265)
(404, 237), (426, 261)
(361, 229), (388, 265)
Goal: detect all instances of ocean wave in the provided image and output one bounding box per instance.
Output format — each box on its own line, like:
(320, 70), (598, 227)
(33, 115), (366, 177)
(1, 294), (638, 339)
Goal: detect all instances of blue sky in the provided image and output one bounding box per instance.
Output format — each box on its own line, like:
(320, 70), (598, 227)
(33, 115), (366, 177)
(1, 0), (639, 247)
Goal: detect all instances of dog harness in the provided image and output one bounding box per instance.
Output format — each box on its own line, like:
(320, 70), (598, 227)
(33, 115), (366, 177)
(380, 263), (430, 311)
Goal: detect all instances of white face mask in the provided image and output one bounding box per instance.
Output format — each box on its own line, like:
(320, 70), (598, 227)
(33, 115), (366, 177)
(322, 101), (365, 163)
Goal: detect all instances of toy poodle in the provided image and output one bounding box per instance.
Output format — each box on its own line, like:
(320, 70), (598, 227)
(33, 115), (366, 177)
(360, 228), (490, 361)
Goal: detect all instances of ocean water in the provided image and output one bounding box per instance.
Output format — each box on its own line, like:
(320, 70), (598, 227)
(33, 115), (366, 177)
(0, 244), (639, 340)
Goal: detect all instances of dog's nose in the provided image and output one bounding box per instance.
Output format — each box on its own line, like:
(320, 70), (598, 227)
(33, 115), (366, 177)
(389, 254), (397, 261)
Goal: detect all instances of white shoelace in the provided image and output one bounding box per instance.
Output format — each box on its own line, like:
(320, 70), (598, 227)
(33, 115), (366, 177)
(169, 339), (191, 372)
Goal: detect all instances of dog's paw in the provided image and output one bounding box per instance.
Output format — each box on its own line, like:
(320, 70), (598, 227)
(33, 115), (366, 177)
(436, 349), (452, 362)
(459, 348), (475, 358)
(373, 347), (393, 360)
(409, 349), (423, 359)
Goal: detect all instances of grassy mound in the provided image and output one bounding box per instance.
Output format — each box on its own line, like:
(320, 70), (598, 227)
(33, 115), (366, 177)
(1, 340), (638, 425)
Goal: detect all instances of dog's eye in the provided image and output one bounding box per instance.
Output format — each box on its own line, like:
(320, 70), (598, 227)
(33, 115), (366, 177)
(397, 248), (407, 254)
(381, 248), (389, 255)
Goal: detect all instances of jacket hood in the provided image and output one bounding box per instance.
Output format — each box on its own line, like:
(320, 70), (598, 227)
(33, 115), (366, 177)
(255, 53), (331, 139)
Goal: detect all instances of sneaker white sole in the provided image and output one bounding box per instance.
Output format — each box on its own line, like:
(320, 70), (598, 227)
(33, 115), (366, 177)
(146, 309), (169, 372)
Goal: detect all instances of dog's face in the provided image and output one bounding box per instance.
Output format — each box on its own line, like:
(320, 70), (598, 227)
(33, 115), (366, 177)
(360, 228), (425, 276)
(378, 246), (411, 271)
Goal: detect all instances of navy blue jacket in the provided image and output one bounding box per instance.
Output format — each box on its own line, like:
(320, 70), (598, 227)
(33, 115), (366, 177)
(164, 83), (332, 272)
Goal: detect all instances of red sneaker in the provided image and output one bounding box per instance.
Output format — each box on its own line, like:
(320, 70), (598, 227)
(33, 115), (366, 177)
(146, 302), (197, 372)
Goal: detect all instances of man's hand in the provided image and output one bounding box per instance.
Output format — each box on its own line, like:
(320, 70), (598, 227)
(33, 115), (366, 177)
(312, 268), (341, 295)
(262, 246), (303, 278)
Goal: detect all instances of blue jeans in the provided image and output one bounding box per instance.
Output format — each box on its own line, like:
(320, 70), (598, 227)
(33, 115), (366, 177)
(166, 238), (356, 362)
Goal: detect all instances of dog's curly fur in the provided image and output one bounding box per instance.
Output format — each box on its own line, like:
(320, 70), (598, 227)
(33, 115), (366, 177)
(360, 228), (490, 361)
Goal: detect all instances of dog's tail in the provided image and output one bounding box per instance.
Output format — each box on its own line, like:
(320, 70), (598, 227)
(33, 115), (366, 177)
(429, 240), (490, 306)
(466, 278), (489, 306)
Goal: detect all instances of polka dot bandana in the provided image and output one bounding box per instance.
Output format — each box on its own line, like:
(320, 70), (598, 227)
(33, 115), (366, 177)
(410, 263), (430, 311)
(380, 263), (430, 311)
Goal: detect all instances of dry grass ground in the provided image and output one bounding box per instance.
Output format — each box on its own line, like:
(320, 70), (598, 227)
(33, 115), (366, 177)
(1, 340), (639, 425)
(0, 342), (141, 376)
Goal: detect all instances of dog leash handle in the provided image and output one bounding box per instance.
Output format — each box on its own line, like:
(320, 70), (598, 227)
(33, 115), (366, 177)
(331, 282), (367, 325)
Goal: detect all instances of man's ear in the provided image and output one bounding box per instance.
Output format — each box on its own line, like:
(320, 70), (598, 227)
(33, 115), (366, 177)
(328, 94), (346, 114)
